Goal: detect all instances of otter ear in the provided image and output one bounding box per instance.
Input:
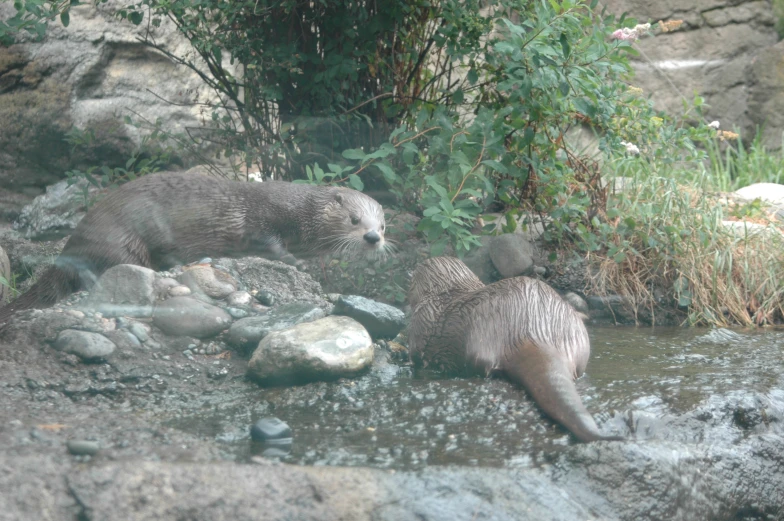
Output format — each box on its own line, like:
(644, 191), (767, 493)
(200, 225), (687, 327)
(334, 192), (344, 205)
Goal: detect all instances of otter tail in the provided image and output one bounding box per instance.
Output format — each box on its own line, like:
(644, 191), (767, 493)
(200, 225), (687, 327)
(504, 339), (623, 442)
(0, 265), (80, 330)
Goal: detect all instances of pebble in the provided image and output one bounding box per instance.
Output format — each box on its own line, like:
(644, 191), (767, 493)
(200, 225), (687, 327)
(66, 439), (101, 456)
(250, 417), (292, 442)
(255, 290), (276, 307)
(168, 285), (192, 297)
(128, 322), (150, 343)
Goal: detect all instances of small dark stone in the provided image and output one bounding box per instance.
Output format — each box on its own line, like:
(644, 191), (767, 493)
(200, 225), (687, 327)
(255, 290), (276, 307)
(66, 439), (101, 456)
(250, 417), (291, 442)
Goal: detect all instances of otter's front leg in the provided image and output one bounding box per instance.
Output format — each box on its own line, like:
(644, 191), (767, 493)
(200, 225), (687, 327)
(267, 241), (301, 267)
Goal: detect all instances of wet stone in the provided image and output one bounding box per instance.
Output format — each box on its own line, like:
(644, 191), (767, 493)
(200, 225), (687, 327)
(248, 315), (374, 383)
(152, 297), (232, 338)
(226, 302), (327, 352)
(250, 417), (292, 442)
(226, 291), (253, 307)
(54, 330), (116, 362)
(66, 440), (100, 456)
(128, 322), (150, 343)
(179, 265), (237, 299)
(332, 295), (406, 339)
(255, 290), (276, 307)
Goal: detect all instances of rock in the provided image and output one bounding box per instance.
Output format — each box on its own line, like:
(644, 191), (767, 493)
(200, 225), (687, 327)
(461, 235), (496, 284)
(54, 330), (116, 361)
(226, 291), (253, 307)
(255, 290), (276, 306)
(226, 302), (327, 352)
(332, 295), (406, 339)
(87, 264), (157, 318)
(152, 297), (232, 338)
(66, 440), (101, 456)
(733, 183), (784, 208)
(128, 322), (150, 343)
(168, 285), (192, 297)
(248, 315), (374, 383)
(215, 257), (330, 309)
(488, 233), (535, 278)
(179, 265), (237, 299)
(0, 244), (10, 304)
(563, 291), (589, 315)
(0, 0), (223, 202)
(102, 330), (142, 350)
(721, 220), (782, 239)
(250, 417), (292, 442)
(13, 178), (101, 239)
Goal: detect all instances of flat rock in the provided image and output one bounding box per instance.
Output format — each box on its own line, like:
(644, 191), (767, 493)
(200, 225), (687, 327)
(87, 264), (157, 318)
(248, 315), (373, 383)
(54, 329), (116, 361)
(152, 296), (232, 338)
(226, 302), (327, 352)
(332, 295), (406, 339)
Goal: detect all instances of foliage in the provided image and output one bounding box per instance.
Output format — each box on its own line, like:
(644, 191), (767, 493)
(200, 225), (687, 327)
(591, 145), (784, 326)
(0, 0), (76, 45)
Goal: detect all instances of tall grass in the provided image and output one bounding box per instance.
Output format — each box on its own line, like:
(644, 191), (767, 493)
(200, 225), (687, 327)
(591, 139), (784, 327)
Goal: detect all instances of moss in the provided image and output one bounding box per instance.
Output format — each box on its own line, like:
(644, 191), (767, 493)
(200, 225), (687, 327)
(774, 0), (784, 39)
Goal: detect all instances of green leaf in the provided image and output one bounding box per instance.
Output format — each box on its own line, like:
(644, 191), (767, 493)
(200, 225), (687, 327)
(467, 68), (478, 84)
(374, 162), (398, 183)
(348, 174), (364, 191)
(342, 148), (366, 160)
(559, 33), (570, 60)
(60, 10), (69, 27)
(128, 10), (143, 25)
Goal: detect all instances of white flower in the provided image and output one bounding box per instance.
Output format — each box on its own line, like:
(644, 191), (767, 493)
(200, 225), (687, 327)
(620, 140), (640, 155)
(709, 121), (720, 129)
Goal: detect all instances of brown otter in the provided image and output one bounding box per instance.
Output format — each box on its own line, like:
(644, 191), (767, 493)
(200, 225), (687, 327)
(407, 256), (622, 442)
(0, 171), (387, 326)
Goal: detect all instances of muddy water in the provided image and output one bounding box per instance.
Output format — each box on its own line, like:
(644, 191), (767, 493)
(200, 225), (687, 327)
(164, 326), (784, 470)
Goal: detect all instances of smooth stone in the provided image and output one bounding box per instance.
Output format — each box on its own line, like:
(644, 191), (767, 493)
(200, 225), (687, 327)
(66, 439), (101, 456)
(226, 302), (326, 352)
(250, 417), (292, 442)
(332, 295), (406, 339)
(152, 297), (232, 338)
(226, 291), (253, 307)
(179, 265), (237, 299)
(248, 315), (374, 383)
(54, 330), (116, 361)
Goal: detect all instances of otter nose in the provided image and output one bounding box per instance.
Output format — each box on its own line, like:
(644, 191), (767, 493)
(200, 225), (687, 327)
(363, 230), (381, 244)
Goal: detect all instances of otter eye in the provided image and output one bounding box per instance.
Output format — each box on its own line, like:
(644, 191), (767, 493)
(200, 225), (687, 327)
(350, 216), (360, 225)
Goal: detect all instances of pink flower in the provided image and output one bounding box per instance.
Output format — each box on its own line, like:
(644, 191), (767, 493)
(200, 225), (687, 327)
(611, 23), (651, 43)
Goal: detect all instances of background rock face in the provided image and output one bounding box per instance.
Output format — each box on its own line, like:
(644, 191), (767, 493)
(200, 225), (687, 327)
(0, 0), (221, 217)
(601, 0), (780, 147)
(1, 0), (783, 222)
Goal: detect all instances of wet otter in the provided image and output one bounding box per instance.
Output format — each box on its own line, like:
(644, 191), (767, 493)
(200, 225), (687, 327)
(0, 171), (387, 326)
(407, 256), (621, 442)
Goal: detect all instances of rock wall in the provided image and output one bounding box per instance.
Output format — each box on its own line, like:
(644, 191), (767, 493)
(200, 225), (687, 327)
(0, 0), (221, 218)
(601, 0), (782, 147)
(0, 0), (782, 221)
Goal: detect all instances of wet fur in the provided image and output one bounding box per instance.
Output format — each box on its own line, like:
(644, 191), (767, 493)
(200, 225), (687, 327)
(408, 256), (621, 442)
(0, 172), (386, 326)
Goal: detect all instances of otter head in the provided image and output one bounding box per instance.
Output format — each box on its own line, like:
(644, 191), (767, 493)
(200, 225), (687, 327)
(318, 188), (387, 258)
(408, 256), (484, 309)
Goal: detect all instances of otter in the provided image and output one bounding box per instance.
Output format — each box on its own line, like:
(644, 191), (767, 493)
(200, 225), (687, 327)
(407, 256), (622, 442)
(0, 171), (387, 326)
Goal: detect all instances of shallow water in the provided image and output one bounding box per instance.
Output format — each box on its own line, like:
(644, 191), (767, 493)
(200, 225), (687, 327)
(164, 326), (784, 470)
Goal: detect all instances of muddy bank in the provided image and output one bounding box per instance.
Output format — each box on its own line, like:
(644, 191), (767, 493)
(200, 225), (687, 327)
(2, 305), (784, 520)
